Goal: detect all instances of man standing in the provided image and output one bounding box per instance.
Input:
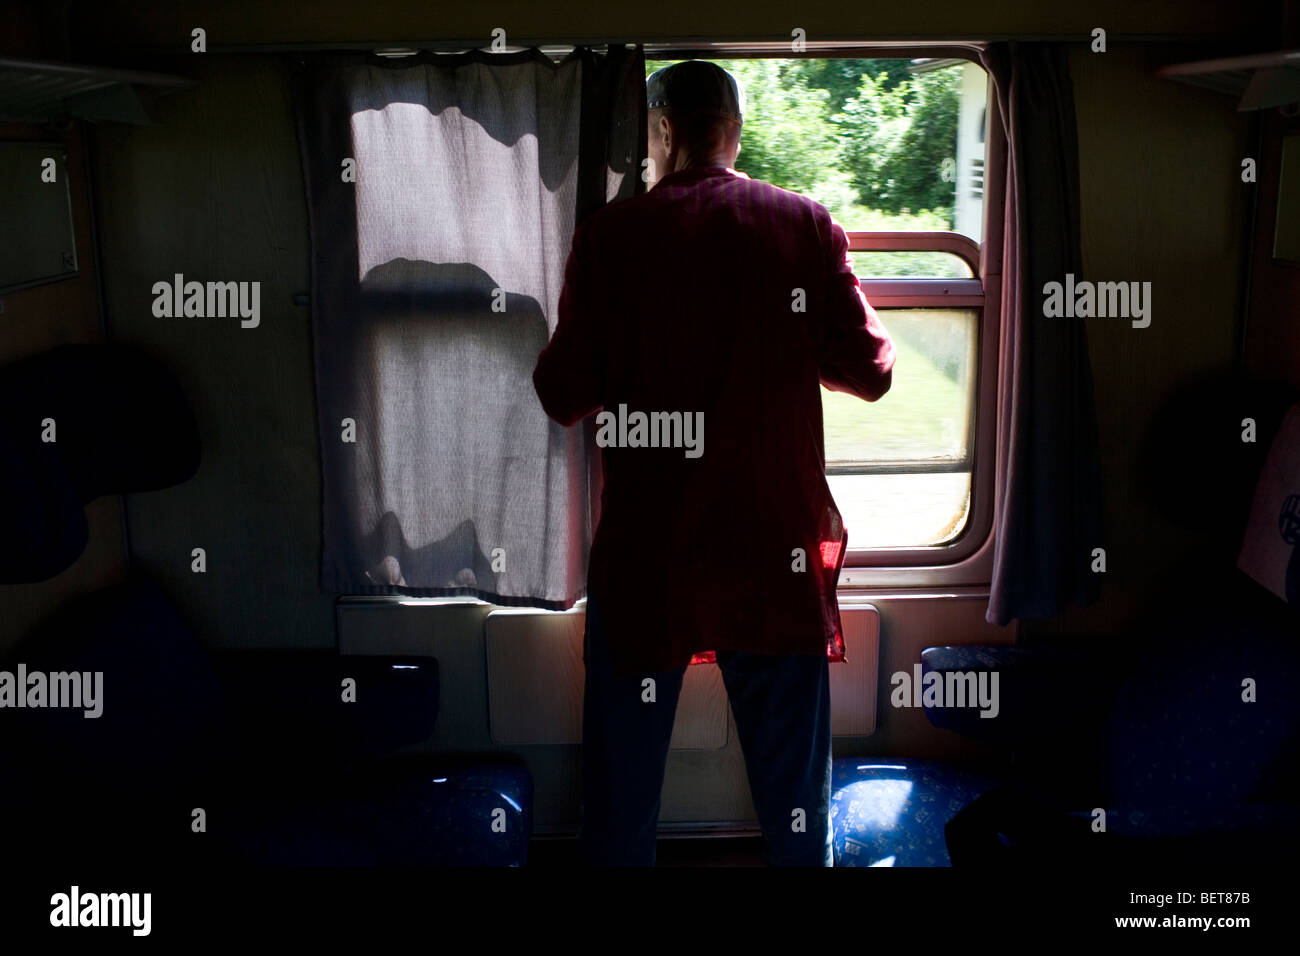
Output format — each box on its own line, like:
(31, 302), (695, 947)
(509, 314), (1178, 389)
(533, 60), (895, 866)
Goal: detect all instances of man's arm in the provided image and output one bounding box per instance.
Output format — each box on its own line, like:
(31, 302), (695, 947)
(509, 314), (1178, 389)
(533, 221), (603, 426)
(816, 211), (895, 401)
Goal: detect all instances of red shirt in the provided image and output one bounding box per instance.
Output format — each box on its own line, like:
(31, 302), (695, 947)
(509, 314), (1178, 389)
(534, 166), (895, 677)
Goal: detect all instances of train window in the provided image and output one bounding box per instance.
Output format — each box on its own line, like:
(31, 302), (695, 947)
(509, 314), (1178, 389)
(849, 250), (973, 279)
(647, 55), (992, 557)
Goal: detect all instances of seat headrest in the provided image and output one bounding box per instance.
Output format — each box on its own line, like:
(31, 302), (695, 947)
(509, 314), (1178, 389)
(0, 343), (201, 583)
(1238, 403), (1300, 606)
(1137, 367), (1296, 552)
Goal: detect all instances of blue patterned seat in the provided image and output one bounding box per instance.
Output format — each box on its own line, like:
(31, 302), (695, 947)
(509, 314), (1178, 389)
(831, 759), (997, 866)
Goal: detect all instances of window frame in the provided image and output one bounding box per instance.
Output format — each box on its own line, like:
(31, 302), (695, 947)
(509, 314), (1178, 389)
(645, 41), (1005, 591)
(834, 231), (981, 480)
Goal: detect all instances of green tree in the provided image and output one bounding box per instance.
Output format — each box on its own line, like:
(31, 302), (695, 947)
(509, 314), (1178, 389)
(834, 70), (908, 211)
(802, 58), (911, 113)
(835, 64), (958, 223)
(716, 59), (839, 198)
(887, 67), (960, 217)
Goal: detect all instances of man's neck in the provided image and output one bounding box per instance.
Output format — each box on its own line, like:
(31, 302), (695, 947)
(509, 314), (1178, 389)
(672, 149), (736, 173)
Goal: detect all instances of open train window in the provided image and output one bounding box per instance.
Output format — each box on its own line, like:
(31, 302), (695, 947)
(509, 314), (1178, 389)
(647, 51), (997, 573)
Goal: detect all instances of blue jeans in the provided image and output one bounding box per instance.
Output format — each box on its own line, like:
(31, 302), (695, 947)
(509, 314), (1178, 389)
(578, 592), (833, 866)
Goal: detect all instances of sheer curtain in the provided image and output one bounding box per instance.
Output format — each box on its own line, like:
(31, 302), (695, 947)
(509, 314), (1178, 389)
(294, 46), (643, 606)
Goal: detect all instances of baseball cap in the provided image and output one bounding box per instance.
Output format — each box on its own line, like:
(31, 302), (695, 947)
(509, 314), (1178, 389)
(646, 60), (745, 122)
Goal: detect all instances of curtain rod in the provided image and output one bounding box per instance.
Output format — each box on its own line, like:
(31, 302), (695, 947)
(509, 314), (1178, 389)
(126, 33), (1239, 55)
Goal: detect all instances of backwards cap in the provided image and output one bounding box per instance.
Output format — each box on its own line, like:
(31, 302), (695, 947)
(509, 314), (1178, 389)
(646, 60), (744, 122)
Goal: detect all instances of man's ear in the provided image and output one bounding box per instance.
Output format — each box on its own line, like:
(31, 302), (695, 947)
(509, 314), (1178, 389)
(658, 113), (673, 154)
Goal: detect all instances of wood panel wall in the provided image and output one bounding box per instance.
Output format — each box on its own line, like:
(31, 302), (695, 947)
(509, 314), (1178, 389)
(89, 55), (333, 652)
(0, 115), (128, 653)
(1244, 108), (1300, 390)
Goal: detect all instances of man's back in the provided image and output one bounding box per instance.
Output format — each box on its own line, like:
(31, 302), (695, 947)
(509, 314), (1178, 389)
(535, 165), (894, 677)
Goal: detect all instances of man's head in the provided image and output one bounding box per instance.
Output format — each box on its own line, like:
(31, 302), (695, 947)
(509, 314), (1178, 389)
(644, 61), (744, 186)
